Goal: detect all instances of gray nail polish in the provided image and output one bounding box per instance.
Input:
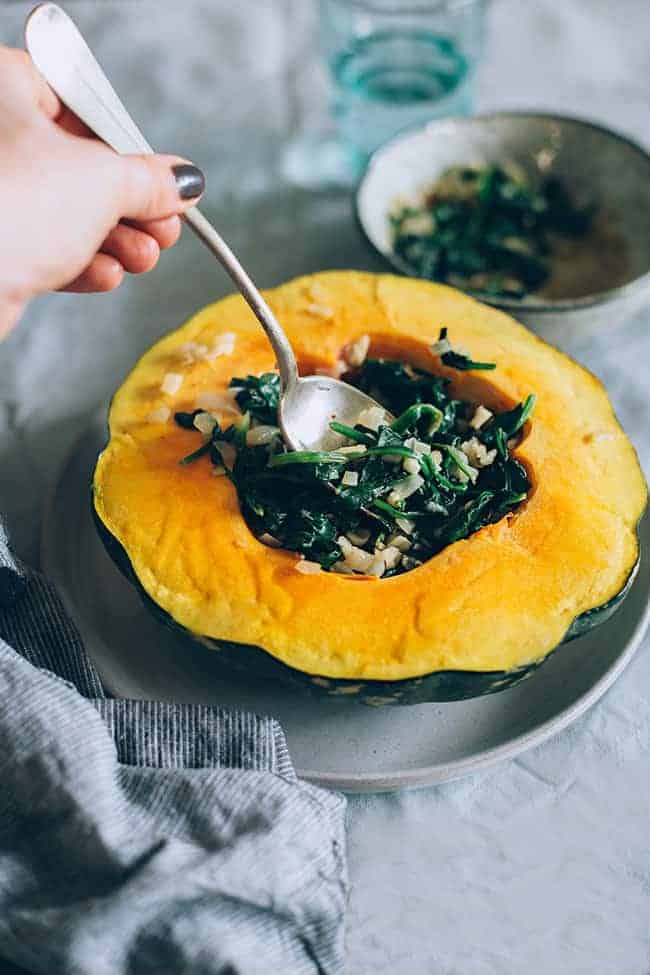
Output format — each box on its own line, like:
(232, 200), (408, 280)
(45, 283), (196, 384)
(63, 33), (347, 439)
(172, 164), (205, 201)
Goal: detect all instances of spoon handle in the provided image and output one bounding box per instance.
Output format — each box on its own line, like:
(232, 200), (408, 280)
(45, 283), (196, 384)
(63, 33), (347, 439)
(24, 2), (298, 389)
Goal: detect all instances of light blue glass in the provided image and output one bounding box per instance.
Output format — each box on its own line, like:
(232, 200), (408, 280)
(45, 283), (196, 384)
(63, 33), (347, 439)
(320, 0), (485, 169)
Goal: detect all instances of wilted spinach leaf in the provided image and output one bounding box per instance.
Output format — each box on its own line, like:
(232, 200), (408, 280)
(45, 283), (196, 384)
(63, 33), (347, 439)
(230, 372), (280, 425)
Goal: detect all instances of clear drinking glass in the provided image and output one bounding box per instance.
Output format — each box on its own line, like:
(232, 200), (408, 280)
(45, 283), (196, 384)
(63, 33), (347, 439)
(319, 0), (486, 169)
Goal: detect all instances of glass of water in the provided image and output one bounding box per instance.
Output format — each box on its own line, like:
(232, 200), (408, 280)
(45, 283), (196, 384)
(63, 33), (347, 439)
(320, 0), (486, 169)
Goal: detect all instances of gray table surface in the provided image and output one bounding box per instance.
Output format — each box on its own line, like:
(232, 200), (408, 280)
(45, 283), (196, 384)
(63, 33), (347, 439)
(1, 1), (649, 972)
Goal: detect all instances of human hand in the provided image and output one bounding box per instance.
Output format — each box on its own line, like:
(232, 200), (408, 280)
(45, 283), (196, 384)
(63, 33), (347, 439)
(0, 45), (205, 338)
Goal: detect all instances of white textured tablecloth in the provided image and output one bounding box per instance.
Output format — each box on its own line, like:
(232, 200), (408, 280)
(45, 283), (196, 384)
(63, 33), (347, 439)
(1, 1), (649, 971)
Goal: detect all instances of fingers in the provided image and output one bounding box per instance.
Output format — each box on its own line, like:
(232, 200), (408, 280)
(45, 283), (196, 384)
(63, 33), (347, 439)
(62, 217), (178, 292)
(123, 215), (182, 251)
(118, 155), (205, 222)
(62, 253), (124, 293)
(100, 223), (160, 274)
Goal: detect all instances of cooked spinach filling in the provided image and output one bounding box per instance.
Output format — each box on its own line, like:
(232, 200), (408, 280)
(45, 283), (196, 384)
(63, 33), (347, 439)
(391, 164), (593, 299)
(175, 332), (535, 577)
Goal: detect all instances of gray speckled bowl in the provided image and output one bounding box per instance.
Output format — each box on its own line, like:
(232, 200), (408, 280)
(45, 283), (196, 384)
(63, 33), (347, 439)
(356, 113), (650, 348)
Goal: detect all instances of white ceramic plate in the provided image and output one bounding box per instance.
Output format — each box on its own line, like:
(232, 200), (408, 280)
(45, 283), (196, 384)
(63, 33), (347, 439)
(42, 417), (650, 793)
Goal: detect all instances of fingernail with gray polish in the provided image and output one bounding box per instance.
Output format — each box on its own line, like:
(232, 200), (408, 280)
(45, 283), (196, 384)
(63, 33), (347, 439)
(173, 164), (205, 201)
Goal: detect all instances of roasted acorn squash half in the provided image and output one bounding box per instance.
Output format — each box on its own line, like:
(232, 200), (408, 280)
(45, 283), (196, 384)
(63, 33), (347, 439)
(93, 272), (646, 704)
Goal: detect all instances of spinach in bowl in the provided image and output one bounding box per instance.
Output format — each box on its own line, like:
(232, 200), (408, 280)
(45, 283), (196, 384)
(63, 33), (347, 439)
(391, 164), (595, 299)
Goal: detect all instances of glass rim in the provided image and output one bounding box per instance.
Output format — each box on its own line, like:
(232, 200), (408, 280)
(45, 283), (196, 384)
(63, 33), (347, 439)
(321, 0), (483, 14)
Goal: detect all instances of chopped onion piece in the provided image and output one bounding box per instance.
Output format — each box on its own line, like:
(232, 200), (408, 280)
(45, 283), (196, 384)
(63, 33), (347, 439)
(306, 304), (334, 319)
(295, 559), (321, 575)
(389, 473), (424, 502)
(344, 334), (371, 367)
(338, 444), (367, 455)
(592, 431), (617, 443)
(447, 445), (478, 482)
(346, 529), (370, 546)
(338, 536), (375, 573)
(470, 405), (493, 430)
(337, 535), (353, 556)
(161, 372), (183, 396)
(389, 193), (418, 217)
(147, 406), (170, 423)
(205, 332), (237, 359)
(367, 556), (387, 577)
(331, 561), (355, 575)
(402, 457), (420, 475)
(246, 425), (280, 447)
(193, 411), (217, 436)
(396, 517), (415, 534)
(194, 390), (240, 414)
(461, 436), (497, 468)
(342, 470), (359, 487)
(430, 337), (452, 356)
(345, 546), (374, 573)
(386, 533), (412, 552)
(399, 213), (434, 236)
(404, 437), (431, 455)
(356, 404), (389, 431)
(216, 442), (237, 471)
(259, 532), (282, 548)
(179, 341), (209, 365)
(308, 281), (331, 304)
(381, 545), (402, 570)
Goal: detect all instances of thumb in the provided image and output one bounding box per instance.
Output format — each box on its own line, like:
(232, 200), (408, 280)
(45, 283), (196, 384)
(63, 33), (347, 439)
(116, 154), (205, 222)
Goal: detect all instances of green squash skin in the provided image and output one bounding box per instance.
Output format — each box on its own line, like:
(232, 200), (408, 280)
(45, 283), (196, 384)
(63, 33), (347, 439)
(92, 502), (641, 706)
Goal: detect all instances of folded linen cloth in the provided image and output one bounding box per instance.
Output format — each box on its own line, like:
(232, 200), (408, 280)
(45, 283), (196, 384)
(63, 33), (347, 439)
(0, 523), (347, 975)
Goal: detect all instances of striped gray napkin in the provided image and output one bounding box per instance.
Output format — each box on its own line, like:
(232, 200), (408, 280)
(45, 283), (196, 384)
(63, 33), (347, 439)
(0, 523), (347, 975)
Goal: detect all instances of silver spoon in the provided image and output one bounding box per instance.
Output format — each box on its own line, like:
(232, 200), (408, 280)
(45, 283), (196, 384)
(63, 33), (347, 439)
(25, 2), (391, 451)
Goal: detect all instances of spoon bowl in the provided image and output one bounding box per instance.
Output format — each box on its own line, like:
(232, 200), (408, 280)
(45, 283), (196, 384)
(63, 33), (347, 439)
(279, 375), (392, 452)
